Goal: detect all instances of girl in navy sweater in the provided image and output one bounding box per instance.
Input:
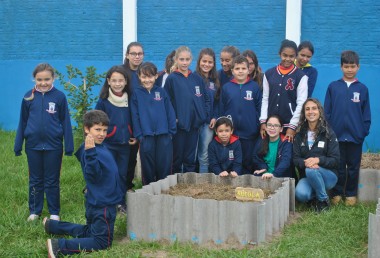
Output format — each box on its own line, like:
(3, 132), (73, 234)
(195, 48), (220, 173)
(164, 46), (210, 173)
(217, 45), (240, 87)
(295, 41), (318, 97)
(131, 62), (176, 185)
(242, 49), (264, 91)
(208, 116), (242, 177)
(260, 39), (308, 142)
(253, 115), (293, 179)
(95, 65), (136, 214)
(14, 63), (74, 222)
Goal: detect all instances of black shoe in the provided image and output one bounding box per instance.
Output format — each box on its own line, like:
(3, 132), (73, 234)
(118, 204), (127, 214)
(306, 198), (317, 208)
(47, 239), (59, 258)
(314, 199), (330, 213)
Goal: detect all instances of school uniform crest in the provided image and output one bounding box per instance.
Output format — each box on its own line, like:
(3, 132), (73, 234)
(46, 102), (57, 114)
(285, 78), (295, 90)
(229, 150), (234, 160)
(154, 92), (162, 101)
(195, 86), (202, 97)
(244, 90), (253, 100)
(351, 92), (360, 102)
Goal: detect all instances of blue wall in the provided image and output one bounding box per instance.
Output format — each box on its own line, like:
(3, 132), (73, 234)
(1, 0), (379, 151)
(0, 1), (123, 130)
(137, 0), (286, 69)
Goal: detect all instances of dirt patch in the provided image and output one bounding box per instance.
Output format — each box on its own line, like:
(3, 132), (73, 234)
(361, 153), (380, 169)
(162, 183), (272, 202)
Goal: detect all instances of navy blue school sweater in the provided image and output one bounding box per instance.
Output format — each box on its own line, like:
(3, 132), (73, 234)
(218, 69), (232, 87)
(194, 71), (217, 122)
(208, 135), (242, 175)
(299, 65), (318, 97)
(324, 79), (371, 144)
(14, 87), (74, 156)
(122, 63), (140, 91)
(95, 98), (132, 145)
(131, 85), (177, 141)
(75, 143), (122, 207)
(252, 134), (293, 177)
(164, 71), (210, 131)
(220, 77), (262, 139)
(260, 65), (308, 130)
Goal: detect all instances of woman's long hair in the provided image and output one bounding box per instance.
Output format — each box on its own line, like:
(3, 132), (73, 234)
(195, 48), (220, 90)
(297, 98), (330, 138)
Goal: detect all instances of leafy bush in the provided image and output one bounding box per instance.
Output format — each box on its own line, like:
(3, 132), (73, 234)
(56, 65), (105, 143)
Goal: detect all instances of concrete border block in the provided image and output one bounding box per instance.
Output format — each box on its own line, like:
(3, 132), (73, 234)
(127, 173), (295, 245)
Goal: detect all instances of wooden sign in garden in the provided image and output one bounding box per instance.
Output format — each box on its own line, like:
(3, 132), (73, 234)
(235, 187), (264, 201)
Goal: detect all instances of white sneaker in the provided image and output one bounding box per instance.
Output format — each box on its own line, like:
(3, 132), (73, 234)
(50, 215), (60, 221)
(27, 214), (39, 221)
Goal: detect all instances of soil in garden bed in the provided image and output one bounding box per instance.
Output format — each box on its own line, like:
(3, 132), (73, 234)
(361, 153), (380, 169)
(162, 183), (272, 202)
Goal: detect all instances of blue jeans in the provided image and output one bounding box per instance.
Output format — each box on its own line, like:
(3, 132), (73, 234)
(197, 123), (214, 173)
(295, 167), (338, 202)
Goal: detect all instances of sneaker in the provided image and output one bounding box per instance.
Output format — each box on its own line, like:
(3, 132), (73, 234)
(314, 199), (330, 213)
(345, 196), (357, 206)
(43, 217), (50, 234)
(306, 198), (317, 208)
(27, 214), (39, 221)
(118, 204), (127, 214)
(50, 215), (60, 221)
(331, 195), (342, 205)
(47, 239), (59, 258)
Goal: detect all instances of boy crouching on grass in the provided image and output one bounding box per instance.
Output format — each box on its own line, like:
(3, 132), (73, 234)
(44, 110), (123, 257)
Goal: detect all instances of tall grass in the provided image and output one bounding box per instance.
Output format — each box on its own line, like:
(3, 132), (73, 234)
(0, 130), (375, 257)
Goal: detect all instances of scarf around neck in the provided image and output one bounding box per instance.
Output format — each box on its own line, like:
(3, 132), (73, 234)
(107, 88), (128, 107)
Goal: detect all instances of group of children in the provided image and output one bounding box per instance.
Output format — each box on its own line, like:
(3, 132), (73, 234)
(14, 40), (371, 256)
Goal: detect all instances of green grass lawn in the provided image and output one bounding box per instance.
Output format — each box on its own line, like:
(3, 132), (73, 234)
(0, 130), (375, 257)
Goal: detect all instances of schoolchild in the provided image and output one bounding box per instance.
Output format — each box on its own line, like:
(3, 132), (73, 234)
(164, 46), (210, 173)
(295, 41), (318, 97)
(131, 62), (176, 185)
(208, 116), (242, 177)
(253, 115), (293, 179)
(219, 55), (262, 174)
(122, 42), (144, 192)
(242, 49), (264, 91)
(156, 50), (176, 87)
(14, 63), (74, 222)
(95, 65), (135, 214)
(324, 50), (371, 206)
(294, 99), (339, 213)
(194, 48), (220, 173)
(45, 110), (123, 257)
(217, 45), (240, 87)
(260, 39), (308, 142)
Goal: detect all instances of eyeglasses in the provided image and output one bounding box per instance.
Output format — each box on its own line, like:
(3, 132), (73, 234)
(129, 52), (144, 57)
(266, 123), (281, 129)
